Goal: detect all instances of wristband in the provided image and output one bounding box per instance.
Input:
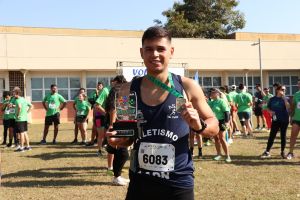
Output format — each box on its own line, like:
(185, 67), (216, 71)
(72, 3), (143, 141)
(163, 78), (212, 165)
(191, 118), (207, 134)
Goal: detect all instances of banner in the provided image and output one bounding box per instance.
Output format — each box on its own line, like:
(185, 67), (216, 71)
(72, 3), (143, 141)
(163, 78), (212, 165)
(121, 67), (185, 82)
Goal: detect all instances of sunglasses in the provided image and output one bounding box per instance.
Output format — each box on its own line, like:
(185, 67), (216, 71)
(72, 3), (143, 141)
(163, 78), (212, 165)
(281, 88), (286, 91)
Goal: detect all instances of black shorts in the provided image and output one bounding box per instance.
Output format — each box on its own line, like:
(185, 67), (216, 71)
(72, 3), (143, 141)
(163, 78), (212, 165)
(45, 113), (60, 126)
(254, 107), (263, 116)
(106, 144), (116, 154)
(126, 172), (194, 200)
(4, 119), (16, 128)
(292, 120), (300, 126)
(218, 120), (227, 131)
(15, 121), (28, 133)
(76, 115), (87, 123)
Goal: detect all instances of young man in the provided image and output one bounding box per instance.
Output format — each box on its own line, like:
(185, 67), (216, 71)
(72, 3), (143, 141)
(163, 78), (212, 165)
(13, 87), (32, 152)
(228, 85), (241, 136)
(41, 84), (66, 144)
(107, 26), (218, 200)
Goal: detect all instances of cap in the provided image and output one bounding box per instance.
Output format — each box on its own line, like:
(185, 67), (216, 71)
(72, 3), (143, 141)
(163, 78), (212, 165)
(231, 85), (236, 90)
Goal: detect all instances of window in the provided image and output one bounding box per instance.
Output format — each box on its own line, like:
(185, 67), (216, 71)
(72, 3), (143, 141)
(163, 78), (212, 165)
(86, 76), (114, 97)
(197, 76), (221, 94)
(269, 75), (299, 96)
(0, 78), (5, 102)
(31, 77), (81, 102)
(228, 75), (260, 95)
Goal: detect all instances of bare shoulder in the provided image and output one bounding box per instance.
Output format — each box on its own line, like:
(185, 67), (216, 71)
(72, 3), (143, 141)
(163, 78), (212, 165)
(180, 76), (205, 101)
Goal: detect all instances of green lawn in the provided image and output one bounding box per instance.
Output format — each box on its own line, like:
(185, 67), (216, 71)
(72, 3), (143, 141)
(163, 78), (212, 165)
(0, 123), (299, 200)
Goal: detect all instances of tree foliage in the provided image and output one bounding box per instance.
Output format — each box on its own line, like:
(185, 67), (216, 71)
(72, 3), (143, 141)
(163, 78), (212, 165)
(155, 0), (246, 38)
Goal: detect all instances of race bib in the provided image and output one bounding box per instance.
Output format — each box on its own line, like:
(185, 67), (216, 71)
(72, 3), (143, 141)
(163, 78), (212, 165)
(9, 108), (15, 114)
(77, 110), (85, 115)
(297, 102), (300, 109)
(5, 109), (10, 115)
(138, 142), (175, 172)
(254, 97), (258, 102)
(49, 102), (57, 109)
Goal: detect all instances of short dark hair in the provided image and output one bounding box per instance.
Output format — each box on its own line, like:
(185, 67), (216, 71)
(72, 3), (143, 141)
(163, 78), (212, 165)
(238, 83), (245, 90)
(51, 84), (57, 89)
(142, 26), (171, 45)
(2, 91), (10, 98)
(79, 88), (85, 92)
(112, 75), (127, 84)
(273, 82), (281, 88)
(97, 81), (103, 85)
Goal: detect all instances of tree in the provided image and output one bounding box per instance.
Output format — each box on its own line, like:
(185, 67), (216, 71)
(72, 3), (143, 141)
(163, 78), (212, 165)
(155, 0), (246, 38)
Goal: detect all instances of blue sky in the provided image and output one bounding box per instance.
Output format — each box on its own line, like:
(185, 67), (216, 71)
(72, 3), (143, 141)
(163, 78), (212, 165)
(0, 0), (299, 34)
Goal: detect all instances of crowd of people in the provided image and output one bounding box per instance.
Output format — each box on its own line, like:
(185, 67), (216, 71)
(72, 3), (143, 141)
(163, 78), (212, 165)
(1, 26), (300, 199)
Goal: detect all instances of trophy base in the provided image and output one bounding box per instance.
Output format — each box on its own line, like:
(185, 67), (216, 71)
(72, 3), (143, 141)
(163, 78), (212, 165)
(111, 121), (138, 137)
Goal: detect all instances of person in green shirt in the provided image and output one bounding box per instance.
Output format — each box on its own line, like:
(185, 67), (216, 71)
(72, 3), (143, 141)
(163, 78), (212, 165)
(262, 87), (273, 130)
(1, 91), (16, 146)
(94, 84), (110, 156)
(235, 84), (253, 137)
(75, 93), (91, 145)
(208, 88), (231, 163)
(287, 79), (300, 159)
(13, 87), (33, 152)
(41, 84), (66, 144)
(220, 86), (234, 144)
(71, 87), (86, 144)
(88, 81), (104, 107)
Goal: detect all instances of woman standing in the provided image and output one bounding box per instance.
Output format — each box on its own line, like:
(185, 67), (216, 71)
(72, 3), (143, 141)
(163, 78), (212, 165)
(75, 93), (91, 145)
(208, 88), (231, 163)
(261, 85), (290, 158)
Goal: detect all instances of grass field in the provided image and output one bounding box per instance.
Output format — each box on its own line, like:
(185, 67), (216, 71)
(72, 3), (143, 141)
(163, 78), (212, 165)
(0, 123), (299, 200)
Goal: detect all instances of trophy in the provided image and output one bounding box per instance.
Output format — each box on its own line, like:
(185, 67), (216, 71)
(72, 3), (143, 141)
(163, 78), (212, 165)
(112, 91), (138, 137)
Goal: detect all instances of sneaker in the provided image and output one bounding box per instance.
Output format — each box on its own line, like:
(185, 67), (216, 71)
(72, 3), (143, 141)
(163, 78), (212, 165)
(234, 130), (241, 136)
(261, 151), (271, 158)
(6, 143), (12, 147)
(112, 176), (128, 186)
(79, 141), (87, 145)
(40, 139), (46, 145)
(255, 126), (261, 131)
(228, 138), (233, 145)
(213, 155), (222, 161)
(15, 147), (25, 152)
(52, 140), (56, 144)
(204, 140), (211, 146)
(286, 152), (294, 160)
(225, 156), (232, 163)
(24, 146), (32, 151)
(1, 141), (7, 145)
(198, 151), (203, 159)
(120, 177), (130, 183)
(106, 169), (114, 176)
(280, 151), (286, 159)
(70, 139), (78, 144)
(85, 142), (94, 147)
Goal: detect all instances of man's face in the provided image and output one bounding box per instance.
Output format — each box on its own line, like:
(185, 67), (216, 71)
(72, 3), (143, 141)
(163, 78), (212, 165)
(51, 86), (57, 93)
(140, 37), (174, 75)
(97, 84), (103, 90)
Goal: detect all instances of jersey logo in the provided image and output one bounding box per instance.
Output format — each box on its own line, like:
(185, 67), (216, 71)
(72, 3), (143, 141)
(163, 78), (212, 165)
(167, 104), (178, 119)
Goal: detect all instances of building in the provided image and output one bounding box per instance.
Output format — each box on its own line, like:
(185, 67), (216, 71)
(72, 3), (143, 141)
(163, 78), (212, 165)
(0, 26), (299, 123)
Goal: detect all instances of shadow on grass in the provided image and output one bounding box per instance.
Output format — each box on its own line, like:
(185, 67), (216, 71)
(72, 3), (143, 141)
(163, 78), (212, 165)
(229, 155), (300, 166)
(26, 150), (98, 160)
(2, 179), (114, 188)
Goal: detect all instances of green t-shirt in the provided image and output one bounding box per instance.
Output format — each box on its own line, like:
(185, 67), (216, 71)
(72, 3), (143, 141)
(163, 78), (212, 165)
(292, 91), (300, 121)
(43, 93), (66, 116)
(2, 99), (11, 120)
(262, 93), (273, 110)
(15, 97), (32, 122)
(75, 100), (91, 116)
(228, 91), (238, 104)
(95, 87), (110, 107)
(208, 98), (230, 120)
(235, 92), (253, 113)
(6, 97), (17, 120)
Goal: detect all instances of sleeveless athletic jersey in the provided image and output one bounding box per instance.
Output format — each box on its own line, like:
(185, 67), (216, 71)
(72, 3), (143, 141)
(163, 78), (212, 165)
(130, 73), (193, 189)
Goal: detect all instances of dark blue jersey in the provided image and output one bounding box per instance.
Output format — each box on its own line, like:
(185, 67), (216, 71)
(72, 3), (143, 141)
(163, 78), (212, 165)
(267, 96), (289, 122)
(129, 73), (193, 189)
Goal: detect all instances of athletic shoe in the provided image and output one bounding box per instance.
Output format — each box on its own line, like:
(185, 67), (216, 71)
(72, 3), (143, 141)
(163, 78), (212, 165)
(204, 140), (211, 146)
(120, 177), (130, 183)
(6, 143), (12, 147)
(234, 131), (241, 136)
(213, 155), (222, 161)
(79, 141), (87, 145)
(70, 139), (78, 144)
(106, 169), (114, 176)
(112, 176), (128, 186)
(228, 138), (233, 145)
(52, 140), (57, 144)
(1, 141), (6, 145)
(261, 151), (271, 158)
(24, 146), (32, 151)
(40, 139), (46, 145)
(97, 149), (103, 157)
(286, 152), (294, 160)
(225, 157), (232, 163)
(280, 151), (286, 159)
(255, 126), (261, 131)
(15, 147), (25, 152)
